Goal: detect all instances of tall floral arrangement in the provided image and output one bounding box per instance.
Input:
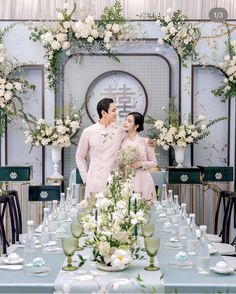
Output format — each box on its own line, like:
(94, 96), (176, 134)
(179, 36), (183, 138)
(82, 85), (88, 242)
(212, 25), (236, 101)
(0, 25), (35, 136)
(154, 8), (201, 64)
(29, 0), (139, 91)
(24, 106), (82, 150)
(146, 97), (226, 151)
(80, 169), (149, 270)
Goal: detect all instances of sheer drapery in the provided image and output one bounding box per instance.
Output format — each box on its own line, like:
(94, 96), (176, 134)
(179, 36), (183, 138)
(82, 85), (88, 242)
(0, 0), (235, 20)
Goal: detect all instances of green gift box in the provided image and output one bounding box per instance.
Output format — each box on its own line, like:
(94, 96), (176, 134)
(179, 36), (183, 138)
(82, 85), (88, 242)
(167, 167), (201, 184)
(197, 166), (233, 182)
(28, 185), (61, 201)
(0, 166), (32, 182)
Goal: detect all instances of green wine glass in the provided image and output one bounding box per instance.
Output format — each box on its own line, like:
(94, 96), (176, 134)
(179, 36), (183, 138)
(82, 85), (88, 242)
(71, 223), (83, 250)
(61, 238), (77, 271)
(141, 223), (155, 238)
(144, 237), (160, 271)
(77, 212), (87, 237)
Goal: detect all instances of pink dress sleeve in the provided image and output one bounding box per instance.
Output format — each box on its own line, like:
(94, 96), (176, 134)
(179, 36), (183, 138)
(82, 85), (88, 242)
(75, 129), (90, 183)
(141, 139), (158, 169)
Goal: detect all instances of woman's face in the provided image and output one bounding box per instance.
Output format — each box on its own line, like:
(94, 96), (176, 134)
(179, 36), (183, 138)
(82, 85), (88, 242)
(123, 115), (137, 132)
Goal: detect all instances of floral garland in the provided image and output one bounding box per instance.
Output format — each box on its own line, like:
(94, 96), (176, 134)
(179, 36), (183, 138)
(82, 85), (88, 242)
(0, 25), (35, 137)
(28, 0), (138, 92)
(155, 8), (201, 64)
(80, 169), (149, 270)
(212, 25), (236, 101)
(24, 105), (82, 150)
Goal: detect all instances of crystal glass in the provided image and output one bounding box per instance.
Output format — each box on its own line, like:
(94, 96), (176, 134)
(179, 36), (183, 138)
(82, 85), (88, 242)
(71, 223), (83, 250)
(141, 223), (154, 238)
(61, 238), (77, 271)
(144, 238), (160, 271)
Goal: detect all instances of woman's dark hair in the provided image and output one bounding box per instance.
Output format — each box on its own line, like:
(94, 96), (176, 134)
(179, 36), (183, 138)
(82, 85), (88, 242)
(97, 98), (114, 119)
(128, 112), (144, 132)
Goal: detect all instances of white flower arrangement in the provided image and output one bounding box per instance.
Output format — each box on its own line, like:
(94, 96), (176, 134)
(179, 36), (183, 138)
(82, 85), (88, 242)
(155, 8), (200, 62)
(0, 25), (35, 136)
(29, 0), (139, 91)
(80, 170), (149, 270)
(212, 32), (236, 101)
(116, 146), (140, 167)
(154, 114), (209, 150)
(24, 108), (82, 149)
(146, 97), (226, 151)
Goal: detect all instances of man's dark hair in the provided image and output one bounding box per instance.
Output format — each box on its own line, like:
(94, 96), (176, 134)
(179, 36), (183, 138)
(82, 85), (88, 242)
(97, 98), (114, 119)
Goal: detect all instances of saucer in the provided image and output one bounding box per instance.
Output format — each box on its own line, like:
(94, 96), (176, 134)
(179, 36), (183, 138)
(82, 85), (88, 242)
(210, 266), (235, 275)
(164, 242), (183, 250)
(169, 260), (193, 269)
(3, 258), (24, 265)
(160, 229), (175, 234)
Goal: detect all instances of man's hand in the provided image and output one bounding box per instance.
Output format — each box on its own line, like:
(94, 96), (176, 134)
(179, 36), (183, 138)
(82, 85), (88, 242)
(129, 161), (142, 169)
(148, 139), (157, 149)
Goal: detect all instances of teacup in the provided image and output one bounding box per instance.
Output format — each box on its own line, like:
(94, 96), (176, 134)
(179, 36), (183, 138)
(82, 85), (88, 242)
(7, 253), (20, 263)
(215, 261), (229, 271)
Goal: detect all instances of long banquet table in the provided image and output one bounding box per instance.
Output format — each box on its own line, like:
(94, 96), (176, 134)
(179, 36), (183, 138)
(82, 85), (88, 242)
(1, 213), (236, 293)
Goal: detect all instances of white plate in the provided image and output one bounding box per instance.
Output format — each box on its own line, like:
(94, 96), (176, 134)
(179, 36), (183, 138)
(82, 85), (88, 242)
(211, 266), (235, 275)
(169, 260), (193, 269)
(3, 258), (24, 265)
(164, 242), (184, 250)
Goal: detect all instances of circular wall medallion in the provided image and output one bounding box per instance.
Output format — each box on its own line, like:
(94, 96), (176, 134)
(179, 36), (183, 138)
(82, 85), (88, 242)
(85, 70), (148, 124)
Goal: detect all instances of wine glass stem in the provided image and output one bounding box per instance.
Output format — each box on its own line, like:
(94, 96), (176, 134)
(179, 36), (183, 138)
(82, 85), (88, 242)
(67, 255), (72, 267)
(150, 256), (155, 267)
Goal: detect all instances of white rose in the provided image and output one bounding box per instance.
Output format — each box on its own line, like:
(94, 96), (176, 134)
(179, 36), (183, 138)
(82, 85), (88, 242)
(105, 31), (112, 38)
(85, 15), (94, 25)
(87, 36), (94, 43)
(229, 76), (234, 81)
(106, 24), (112, 30)
(0, 89), (4, 96)
(157, 38), (164, 45)
(224, 55), (231, 61)
(112, 24), (120, 33)
(104, 36), (110, 43)
(197, 114), (205, 120)
(14, 82), (22, 91)
(56, 33), (67, 42)
(166, 8), (173, 14)
(44, 32), (54, 43)
(91, 29), (99, 38)
(0, 78), (6, 84)
(4, 91), (12, 101)
(0, 56), (4, 63)
(164, 16), (170, 22)
(5, 83), (13, 90)
(51, 40), (61, 50)
(63, 21), (71, 29)
(62, 41), (70, 50)
(170, 27), (177, 35)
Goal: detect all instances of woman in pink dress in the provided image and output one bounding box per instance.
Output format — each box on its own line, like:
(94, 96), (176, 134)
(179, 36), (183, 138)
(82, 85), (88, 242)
(121, 112), (157, 202)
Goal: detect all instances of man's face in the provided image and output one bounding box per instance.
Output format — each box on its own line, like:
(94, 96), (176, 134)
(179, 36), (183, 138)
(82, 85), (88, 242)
(103, 103), (117, 123)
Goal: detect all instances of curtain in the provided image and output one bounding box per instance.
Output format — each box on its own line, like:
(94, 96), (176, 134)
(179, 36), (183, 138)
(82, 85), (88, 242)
(0, 0), (235, 20)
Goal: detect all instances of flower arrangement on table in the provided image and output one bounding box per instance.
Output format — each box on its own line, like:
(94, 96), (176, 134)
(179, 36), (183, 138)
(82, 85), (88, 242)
(0, 25), (35, 136)
(154, 8), (201, 63)
(80, 169), (149, 270)
(212, 26), (236, 101)
(146, 97), (226, 151)
(24, 107), (82, 150)
(28, 0), (140, 91)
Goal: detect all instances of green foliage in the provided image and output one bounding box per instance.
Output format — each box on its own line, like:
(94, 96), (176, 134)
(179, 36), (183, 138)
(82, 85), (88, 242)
(100, 0), (126, 25)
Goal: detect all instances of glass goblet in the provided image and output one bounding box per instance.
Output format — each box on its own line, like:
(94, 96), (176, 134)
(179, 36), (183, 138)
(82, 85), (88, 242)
(71, 223), (83, 250)
(141, 223), (155, 238)
(144, 237), (160, 271)
(61, 237), (77, 271)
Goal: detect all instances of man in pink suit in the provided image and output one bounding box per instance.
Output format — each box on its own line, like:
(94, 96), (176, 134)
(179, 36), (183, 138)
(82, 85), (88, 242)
(76, 98), (124, 199)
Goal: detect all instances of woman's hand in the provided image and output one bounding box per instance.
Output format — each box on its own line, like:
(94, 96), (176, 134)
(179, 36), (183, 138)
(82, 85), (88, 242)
(148, 139), (157, 148)
(129, 161), (142, 169)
